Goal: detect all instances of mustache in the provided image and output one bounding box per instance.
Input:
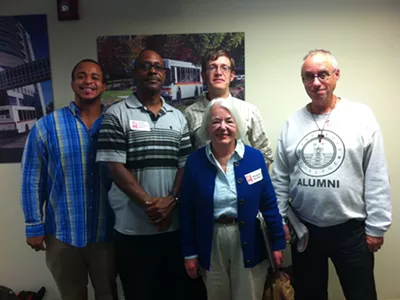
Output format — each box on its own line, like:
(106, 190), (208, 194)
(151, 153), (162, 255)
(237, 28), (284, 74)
(145, 76), (161, 81)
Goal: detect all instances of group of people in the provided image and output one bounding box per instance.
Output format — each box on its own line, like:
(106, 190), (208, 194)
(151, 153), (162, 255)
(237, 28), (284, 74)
(20, 48), (392, 300)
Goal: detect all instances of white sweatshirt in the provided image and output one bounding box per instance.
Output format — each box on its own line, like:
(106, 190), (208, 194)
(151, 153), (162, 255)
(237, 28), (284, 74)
(272, 98), (392, 237)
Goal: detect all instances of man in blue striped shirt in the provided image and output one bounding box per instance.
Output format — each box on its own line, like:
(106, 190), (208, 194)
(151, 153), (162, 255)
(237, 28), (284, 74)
(21, 59), (117, 300)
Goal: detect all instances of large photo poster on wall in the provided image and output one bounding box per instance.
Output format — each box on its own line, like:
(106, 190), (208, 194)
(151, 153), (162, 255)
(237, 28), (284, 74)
(96, 32), (245, 110)
(0, 14), (54, 163)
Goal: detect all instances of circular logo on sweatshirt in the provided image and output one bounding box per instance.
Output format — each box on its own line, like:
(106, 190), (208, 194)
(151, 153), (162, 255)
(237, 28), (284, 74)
(295, 130), (345, 177)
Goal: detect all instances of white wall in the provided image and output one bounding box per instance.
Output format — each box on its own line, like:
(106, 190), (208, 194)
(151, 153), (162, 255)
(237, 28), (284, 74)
(0, 0), (399, 299)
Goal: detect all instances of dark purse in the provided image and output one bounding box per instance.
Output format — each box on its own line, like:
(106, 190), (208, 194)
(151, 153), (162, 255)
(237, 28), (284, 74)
(0, 286), (17, 300)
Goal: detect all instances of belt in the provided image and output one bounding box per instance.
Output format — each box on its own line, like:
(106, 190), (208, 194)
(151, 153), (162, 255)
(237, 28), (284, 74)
(215, 216), (237, 225)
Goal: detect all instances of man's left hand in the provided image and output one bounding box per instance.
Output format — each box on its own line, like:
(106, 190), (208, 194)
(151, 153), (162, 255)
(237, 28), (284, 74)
(366, 235), (384, 252)
(154, 214), (173, 232)
(145, 196), (176, 223)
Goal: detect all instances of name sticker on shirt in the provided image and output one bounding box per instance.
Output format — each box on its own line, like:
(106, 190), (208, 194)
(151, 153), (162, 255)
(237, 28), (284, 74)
(244, 168), (263, 185)
(130, 120), (150, 131)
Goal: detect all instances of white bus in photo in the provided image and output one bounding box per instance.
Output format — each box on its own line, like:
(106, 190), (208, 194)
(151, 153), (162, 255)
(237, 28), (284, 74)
(0, 105), (37, 135)
(132, 58), (203, 101)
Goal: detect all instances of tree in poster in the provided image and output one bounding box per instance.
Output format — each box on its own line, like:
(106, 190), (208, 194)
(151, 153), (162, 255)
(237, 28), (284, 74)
(97, 36), (145, 80)
(181, 32), (245, 66)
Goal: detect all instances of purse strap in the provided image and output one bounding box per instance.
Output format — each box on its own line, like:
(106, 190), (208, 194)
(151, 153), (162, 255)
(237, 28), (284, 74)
(257, 211), (277, 274)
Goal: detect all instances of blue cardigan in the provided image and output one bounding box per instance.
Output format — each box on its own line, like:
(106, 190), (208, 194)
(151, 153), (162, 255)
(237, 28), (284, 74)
(179, 145), (285, 270)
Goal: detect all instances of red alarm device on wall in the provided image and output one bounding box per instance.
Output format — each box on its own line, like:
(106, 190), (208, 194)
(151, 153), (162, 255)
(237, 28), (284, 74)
(57, 0), (79, 21)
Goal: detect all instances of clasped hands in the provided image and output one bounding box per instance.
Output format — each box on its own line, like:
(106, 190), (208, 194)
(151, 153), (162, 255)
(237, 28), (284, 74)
(144, 195), (176, 232)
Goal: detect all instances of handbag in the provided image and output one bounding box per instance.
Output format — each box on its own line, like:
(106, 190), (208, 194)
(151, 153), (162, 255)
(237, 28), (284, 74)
(17, 287), (46, 300)
(0, 286), (17, 300)
(263, 269), (294, 300)
(256, 212), (295, 300)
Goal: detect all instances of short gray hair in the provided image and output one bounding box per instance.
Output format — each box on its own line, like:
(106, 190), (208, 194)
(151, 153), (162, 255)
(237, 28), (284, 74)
(302, 49), (338, 70)
(197, 98), (247, 143)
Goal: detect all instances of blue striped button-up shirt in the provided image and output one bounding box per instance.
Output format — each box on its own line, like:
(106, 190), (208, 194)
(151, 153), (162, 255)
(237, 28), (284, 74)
(21, 102), (114, 247)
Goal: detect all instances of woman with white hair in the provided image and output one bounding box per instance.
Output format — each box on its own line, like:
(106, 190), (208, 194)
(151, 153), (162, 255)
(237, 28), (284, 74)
(179, 99), (285, 300)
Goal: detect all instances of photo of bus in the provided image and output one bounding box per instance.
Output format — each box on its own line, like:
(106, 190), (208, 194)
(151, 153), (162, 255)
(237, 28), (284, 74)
(0, 105), (37, 135)
(132, 59), (203, 101)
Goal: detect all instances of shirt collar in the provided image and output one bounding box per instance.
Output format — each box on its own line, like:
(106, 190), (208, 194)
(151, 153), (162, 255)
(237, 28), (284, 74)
(206, 139), (245, 162)
(68, 101), (106, 116)
(125, 93), (173, 113)
(205, 92), (233, 101)
(200, 92), (234, 107)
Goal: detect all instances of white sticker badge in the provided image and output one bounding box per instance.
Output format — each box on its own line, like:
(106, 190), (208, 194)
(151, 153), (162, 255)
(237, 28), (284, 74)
(130, 120), (151, 131)
(244, 168), (263, 185)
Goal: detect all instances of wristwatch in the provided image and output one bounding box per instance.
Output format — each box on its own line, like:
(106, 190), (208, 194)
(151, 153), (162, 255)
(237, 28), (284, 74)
(169, 191), (179, 204)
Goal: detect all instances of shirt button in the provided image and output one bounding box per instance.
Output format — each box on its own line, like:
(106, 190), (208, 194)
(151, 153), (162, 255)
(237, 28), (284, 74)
(237, 178), (243, 184)
(239, 199), (244, 205)
(246, 260), (251, 264)
(243, 242), (248, 247)
(234, 161), (239, 167)
(239, 221), (245, 228)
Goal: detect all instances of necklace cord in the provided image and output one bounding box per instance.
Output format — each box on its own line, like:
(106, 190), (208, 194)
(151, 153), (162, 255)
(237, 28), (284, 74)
(310, 98), (337, 142)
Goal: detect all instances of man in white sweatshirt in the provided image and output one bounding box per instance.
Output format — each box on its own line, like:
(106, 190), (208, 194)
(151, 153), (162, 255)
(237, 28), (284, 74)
(272, 49), (391, 300)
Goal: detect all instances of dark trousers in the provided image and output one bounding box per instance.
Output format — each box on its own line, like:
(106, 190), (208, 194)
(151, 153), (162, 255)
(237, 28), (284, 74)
(190, 278), (207, 300)
(115, 230), (193, 300)
(291, 219), (377, 300)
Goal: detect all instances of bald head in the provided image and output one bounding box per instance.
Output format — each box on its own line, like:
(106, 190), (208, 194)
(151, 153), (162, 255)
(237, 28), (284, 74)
(134, 50), (163, 68)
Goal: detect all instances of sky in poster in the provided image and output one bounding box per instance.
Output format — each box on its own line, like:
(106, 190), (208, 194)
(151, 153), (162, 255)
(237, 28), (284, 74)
(13, 14), (53, 106)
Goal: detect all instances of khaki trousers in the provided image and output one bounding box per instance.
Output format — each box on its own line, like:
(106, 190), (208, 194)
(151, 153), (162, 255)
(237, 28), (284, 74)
(202, 224), (268, 300)
(45, 235), (117, 300)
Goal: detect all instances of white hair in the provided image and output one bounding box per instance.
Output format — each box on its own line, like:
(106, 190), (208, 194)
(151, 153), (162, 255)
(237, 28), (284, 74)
(301, 49), (338, 71)
(197, 98), (247, 143)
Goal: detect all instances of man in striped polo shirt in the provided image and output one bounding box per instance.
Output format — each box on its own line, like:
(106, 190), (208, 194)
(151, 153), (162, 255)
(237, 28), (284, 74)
(21, 59), (117, 299)
(96, 50), (192, 300)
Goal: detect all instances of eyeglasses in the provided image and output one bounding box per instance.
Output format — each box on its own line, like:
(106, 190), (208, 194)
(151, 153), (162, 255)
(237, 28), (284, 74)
(302, 68), (337, 83)
(206, 64), (231, 73)
(211, 118), (236, 128)
(137, 63), (165, 72)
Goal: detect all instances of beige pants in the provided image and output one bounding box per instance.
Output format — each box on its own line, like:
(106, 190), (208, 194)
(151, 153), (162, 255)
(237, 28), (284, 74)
(45, 235), (117, 300)
(202, 224), (268, 300)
